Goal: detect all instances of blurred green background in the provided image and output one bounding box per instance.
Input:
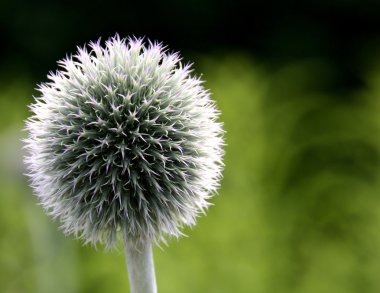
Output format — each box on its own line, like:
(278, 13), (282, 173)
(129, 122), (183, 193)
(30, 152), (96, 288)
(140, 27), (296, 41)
(2, 1), (380, 292)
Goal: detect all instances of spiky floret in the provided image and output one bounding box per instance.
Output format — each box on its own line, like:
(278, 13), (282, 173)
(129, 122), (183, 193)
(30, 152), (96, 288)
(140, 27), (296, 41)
(24, 35), (224, 248)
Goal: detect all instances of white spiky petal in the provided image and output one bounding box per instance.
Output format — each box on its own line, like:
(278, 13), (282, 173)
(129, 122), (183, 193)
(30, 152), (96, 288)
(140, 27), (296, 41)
(24, 35), (224, 248)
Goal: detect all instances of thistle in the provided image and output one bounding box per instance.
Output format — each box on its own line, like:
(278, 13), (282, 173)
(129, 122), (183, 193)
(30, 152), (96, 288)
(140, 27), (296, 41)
(24, 35), (224, 293)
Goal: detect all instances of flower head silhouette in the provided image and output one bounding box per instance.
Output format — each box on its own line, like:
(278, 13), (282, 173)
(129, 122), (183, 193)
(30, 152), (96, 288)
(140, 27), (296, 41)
(24, 35), (224, 249)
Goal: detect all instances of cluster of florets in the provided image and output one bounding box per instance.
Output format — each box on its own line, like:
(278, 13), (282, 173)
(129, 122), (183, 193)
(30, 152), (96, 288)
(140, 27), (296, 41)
(24, 35), (224, 248)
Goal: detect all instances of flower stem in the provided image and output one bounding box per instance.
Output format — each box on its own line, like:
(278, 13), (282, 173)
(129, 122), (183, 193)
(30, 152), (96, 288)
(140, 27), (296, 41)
(124, 239), (157, 293)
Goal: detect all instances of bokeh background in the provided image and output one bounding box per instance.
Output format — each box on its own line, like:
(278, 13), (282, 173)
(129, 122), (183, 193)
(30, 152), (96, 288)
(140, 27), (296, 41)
(2, 0), (380, 292)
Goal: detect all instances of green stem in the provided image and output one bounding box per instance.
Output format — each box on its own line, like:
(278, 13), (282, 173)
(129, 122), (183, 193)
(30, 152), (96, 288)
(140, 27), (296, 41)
(124, 239), (157, 293)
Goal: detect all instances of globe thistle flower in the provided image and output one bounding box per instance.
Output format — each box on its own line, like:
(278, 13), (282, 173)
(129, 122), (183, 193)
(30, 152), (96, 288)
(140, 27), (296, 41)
(24, 35), (224, 251)
(24, 35), (224, 292)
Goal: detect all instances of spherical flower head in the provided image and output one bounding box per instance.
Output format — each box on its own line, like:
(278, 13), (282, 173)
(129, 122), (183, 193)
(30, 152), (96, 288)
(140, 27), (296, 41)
(24, 35), (224, 248)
